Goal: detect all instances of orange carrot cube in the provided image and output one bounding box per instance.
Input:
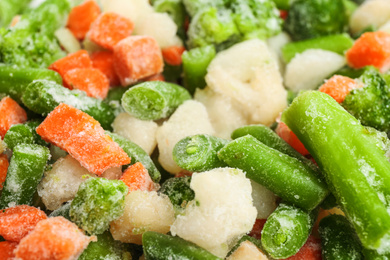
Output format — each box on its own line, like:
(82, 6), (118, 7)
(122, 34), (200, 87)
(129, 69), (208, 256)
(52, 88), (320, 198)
(120, 162), (155, 193)
(0, 97), (27, 138)
(88, 12), (134, 51)
(319, 75), (361, 103)
(0, 205), (47, 242)
(0, 154), (9, 190)
(276, 121), (310, 156)
(0, 241), (17, 260)
(63, 68), (109, 99)
(346, 31), (390, 72)
(48, 50), (92, 79)
(67, 0), (101, 40)
(285, 236), (322, 260)
(14, 217), (95, 260)
(145, 73), (165, 82)
(36, 103), (130, 175)
(162, 46), (186, 66)
(114, 36), (164, 86)
(91, 51), (120, 86)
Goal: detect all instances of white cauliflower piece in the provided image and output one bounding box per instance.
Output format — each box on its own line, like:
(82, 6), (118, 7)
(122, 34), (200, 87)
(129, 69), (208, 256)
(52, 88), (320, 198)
(350, 0), (390, 35)
(284, 49), (346, 91)
(194, 87), (248, 139)
(227, 241), (269, 260)
(379, 20), (390, 34)
(101, 0), (154, 26)
(206, 39), (287, 126)
(156, 100), (214, 174)
(55, 28), (81, 54)
(267, 32), (291, 75)
(170, 168), (257, 258)
(112, 112), (158, 155)
(251, 180), (278, 219)
(110, 190), (175, 245)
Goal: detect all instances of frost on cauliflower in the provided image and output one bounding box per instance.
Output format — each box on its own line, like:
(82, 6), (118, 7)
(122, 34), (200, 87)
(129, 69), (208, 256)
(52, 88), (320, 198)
(156, 100), (214, 174)
(205, 39), (287, 126)
(350, 0), (390, 35)
(170, 168), (257, 258)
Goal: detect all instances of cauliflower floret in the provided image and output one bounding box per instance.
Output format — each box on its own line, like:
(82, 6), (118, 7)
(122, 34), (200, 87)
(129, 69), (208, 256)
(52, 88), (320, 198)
(170, 168), (257, 258)
(206, 39), (287, 126)
(156, 100), (214, 174)
(267, 32), (291, 75)
(112, 112), (158, 155)
(350, 0), (390, 35)
(251, 180), (278, 219)
(110, 190), (175, 245)
(101, 0), (153, 26)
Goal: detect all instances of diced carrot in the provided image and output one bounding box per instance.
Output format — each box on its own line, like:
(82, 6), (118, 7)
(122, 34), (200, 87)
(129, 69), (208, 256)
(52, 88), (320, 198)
(0, 154), (9, 190)
(280, 10), (288, 20)
(346, 31), (390, 73)
(48, 50), (92, 80)
(145, 73), (165, 82)
(88, 12), (134, 51)
(120, 162), (155, 193)
(14, 216), (95, 260)
(10, 15), (20, 27)
(319, 75), (361, 103)
(0, 97), (27, 138)
(114, 35), (164, 86)
(67, 0), (101, 40)
(0, 241), (17, 260)
(0, 205), (47, 242)
(248, 219), (267, 240)
(276, 121), (310, 156)
(63, 68), (109, 99)
(91, 51), (120, 86)
(36, 103), (130, 175)
(162, 46), (186, 66)
(285, 236), (322, 260)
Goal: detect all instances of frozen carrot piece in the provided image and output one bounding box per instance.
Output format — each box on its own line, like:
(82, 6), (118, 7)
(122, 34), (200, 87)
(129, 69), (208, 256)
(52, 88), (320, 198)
(276, 121), (309, 156)
(14, 216), (95, 260)
(10, 15), (20, 27)
(0, 205), (47, 242)
(0, 241), (17, 260)
(0, 97), (27, 138)
(91, 51), (120, 86)
(0, 154), (9, 190)
(248, 219), (267, 240)
(145, 73), (165, 82)
(162, 46), (186, 66)
(67, 0), (100, 40)
(319, 75), (361, 103)
(346, 31), (390, 73)
(48, 50), (92, 79)
(36, 103), (130, 175)
(63, 68), (109, 99)
(114, 36), (164, 86)
(120, 162), (155, 192)
(285, 236), (322, 260)
(88, 12), (134, 51)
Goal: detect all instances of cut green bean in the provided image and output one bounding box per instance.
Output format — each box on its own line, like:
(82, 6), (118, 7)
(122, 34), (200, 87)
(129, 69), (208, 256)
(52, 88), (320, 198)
(173, 134), (228, 172)
(282, 90), (390, 252)
(0, 144), (50, 208)
(121, 81), (191, 120)
(142, 231), (222, 260)
(218, 135), (329, 211)
(363, 249), (390, 260)
(319, 214), (363, 260)
(261, 203), (316, 259)
(153, 0), (185, 29)
(3, 120), (47, 150)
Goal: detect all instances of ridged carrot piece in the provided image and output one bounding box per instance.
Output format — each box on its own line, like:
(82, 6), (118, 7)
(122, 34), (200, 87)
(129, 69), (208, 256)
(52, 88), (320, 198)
(67, 0), (101, 40)
(0, 241), (17, 260)
(285, 236), (322, 260)
(48, 50), (92, 79)
(162, 46), (186, 66)
(346, 31), (390, 72)
(0, 154), (9, 190)
(319, 75), (361, 103)
(114, 36), (164, 86)
(276, 121), (310, 156)
(91, 51), (120, 86)
(88, 12), (134, 51)
(0, 97), (27, 138)
(63, 68), (109, 99)
(0, 205), (47, 242)
(120, 162), (155, 193)
(14, 217), (95, 260)
(36, 103), (130, 175)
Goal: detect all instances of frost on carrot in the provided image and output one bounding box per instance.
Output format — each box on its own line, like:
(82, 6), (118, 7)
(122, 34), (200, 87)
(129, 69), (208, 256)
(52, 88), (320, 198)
(36, 103), (130, 175)
(0, 154), (9, 190)
(88, 12), (134, 51)
(63, 68), (109, 99)
(114, 36), (164, 86)
(14, 216), (95, 260)
(67, 0), (101, 40)
(319, 75), (361, 104)
(91, 51), (120, 86)
(120, 162), (156, 193)
(346, 31), (390, 73)
(276, 121), (309, 156)
(0, 97), (27, 138)
(0, 205), (47, 242)
(48, 50), (92, 79)
(162, 46), (186, 66)
(0, 241), (17, 260)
